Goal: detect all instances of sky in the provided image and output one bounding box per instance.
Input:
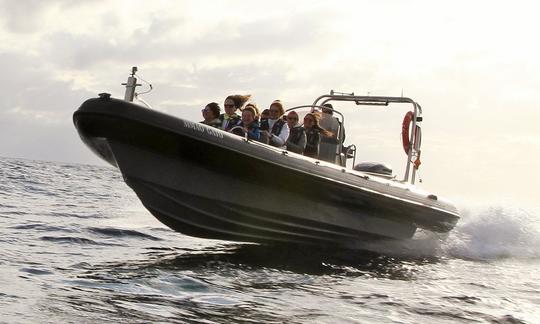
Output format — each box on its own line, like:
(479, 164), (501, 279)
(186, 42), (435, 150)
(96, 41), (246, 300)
(0, 0), (539, 210)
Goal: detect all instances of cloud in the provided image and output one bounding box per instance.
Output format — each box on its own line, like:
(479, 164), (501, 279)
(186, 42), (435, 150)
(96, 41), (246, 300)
(0, 0), (539, 207)
(0, 0), (52, 33)
(37, 3), (334, 71)
(0, 51), (97, 163)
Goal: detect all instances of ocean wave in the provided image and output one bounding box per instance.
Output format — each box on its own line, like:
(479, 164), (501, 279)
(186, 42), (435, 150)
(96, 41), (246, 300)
(11, 223), (79, 233)
(19, 267), (54, 276)
(40, 235), (124, 246)
(87, 227), (162, 241)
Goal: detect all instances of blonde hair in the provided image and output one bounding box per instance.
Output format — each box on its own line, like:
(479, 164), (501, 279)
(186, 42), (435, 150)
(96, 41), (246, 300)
(305, 111), (332, 136)
(243, 106), (258, 119)
(287, 111), (299, 119)
(244, 103), (260, 118)
(270, 100), (285, 116)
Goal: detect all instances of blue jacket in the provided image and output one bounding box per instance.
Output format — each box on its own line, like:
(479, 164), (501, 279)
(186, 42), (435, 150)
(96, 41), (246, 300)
(232, 121), (261, 140)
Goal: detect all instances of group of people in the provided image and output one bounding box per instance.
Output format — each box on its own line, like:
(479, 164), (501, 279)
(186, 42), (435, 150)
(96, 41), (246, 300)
(200, 94), (336, 159)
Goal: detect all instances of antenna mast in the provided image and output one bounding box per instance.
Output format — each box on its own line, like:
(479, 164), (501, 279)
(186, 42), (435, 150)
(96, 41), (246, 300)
(122, 66), (141, 102)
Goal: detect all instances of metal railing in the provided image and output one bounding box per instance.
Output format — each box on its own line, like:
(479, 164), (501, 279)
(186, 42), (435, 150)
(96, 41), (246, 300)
(298, 91), (424, 184)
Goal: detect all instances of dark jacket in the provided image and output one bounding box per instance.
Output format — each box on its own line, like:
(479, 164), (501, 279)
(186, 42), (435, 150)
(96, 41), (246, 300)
(260, 118), (286, 136)
(200, 118), (221, 128)
(219, 113), (241, 131)
(286, 125), (306, 154)
(304, 128), (321, 158)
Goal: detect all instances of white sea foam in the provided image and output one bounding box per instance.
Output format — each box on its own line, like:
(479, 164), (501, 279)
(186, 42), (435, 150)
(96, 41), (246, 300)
(357, 205), (540, 260)
(443, 205), (540, 260)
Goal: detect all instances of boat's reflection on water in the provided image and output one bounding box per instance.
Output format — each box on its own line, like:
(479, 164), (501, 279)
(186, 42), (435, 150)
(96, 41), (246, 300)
(138, 241), (442, 280)
(54, 241), (445, 323)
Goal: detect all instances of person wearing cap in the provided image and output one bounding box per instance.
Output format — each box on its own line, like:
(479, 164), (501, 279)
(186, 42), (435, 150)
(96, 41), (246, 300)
(260, 100), (290, 148)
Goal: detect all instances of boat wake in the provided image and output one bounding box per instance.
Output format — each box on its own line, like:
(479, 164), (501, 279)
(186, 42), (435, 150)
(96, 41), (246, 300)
(443, 205), (540, 260)
(354, 205), (540, 261)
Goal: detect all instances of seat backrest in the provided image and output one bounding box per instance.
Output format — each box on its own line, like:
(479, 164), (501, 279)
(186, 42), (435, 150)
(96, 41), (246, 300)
(318, 114), (342, 164)
(318, 137), (340, 163)
(320, 114), (340, 135)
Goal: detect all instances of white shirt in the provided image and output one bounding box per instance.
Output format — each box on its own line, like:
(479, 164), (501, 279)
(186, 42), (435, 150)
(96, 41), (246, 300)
(268, 118), (290, 148)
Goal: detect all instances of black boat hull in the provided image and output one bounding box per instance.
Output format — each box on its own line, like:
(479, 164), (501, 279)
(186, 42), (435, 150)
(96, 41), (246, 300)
(73, 96), (460, 247)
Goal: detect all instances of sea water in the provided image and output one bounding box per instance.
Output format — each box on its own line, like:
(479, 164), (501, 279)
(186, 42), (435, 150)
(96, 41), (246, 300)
(1, 157), (539, 323)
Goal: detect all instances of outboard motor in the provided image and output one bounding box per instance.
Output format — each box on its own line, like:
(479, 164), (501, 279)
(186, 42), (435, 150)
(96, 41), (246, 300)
(354, 162), (392, 176)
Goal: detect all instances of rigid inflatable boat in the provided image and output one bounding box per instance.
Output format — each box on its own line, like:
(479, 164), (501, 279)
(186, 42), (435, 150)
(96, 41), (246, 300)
(73, 68), (459, 247)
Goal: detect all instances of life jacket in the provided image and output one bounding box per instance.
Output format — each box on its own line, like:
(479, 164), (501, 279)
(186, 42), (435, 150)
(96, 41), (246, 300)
(260, 118), (285, 136)
(304, 128), (321, 158)
(231, 121), (261, 141)
(288, 125), (305, 145)
(200, 118), (221, 128)
(218, 113), (241, 131)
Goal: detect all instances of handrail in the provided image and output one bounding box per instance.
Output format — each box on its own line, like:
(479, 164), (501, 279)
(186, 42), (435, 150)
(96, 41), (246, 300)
(313, 94), (418, 107)
(228, 126), (249, 141)
(285, 104), (344, 123)
(306, 91), (423, 184)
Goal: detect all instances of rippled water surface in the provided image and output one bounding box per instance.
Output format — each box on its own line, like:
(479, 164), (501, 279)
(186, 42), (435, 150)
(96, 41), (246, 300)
(1, 157), (539, 323)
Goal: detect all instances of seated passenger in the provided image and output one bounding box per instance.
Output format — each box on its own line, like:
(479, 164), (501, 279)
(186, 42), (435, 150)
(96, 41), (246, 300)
(230, 106), (260, 140)
(320, 103), (344, 143)
(258, 109), (270, 143)
(260, 109), (270, 121)
(260, 100), (290, 148)
(220, 94), (251, 131)
(319, 103), (345, 163)
(244, 103), (260, 120)
(200, 102), (221, 128)
(303, 112), (331, 159)
(285, 111), (306, 154)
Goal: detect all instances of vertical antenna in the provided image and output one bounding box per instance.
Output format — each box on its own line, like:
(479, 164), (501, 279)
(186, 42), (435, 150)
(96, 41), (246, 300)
(122, 66), (141, 102)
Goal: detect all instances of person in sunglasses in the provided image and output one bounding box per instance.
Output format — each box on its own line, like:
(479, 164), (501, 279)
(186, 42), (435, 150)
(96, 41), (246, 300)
(219, 94), (251, 131)
(200, 102), (221, 128)
(260, 100), (290, 148)
(303, 111), (332, 159)
(285, 111), (306, 154)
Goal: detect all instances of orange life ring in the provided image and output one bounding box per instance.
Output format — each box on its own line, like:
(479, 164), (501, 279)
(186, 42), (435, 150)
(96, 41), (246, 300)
(401, 111), (414, 154)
